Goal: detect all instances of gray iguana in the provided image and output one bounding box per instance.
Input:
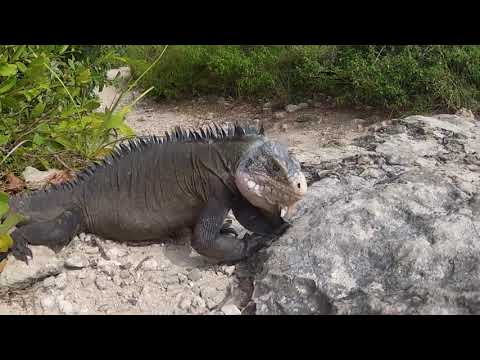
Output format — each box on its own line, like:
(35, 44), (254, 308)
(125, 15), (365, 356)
(3, 123), (307, 264)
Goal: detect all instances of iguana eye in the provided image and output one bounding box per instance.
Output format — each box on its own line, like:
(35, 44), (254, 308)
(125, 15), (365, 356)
(272, 162), (281, 172)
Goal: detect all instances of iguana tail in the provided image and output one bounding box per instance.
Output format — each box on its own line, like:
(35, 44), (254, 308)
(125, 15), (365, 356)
(7, 184), (84, 262)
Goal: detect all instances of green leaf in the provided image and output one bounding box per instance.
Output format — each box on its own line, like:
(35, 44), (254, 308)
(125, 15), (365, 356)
(12, 45), (26, 62)
(16, 62), (27, 73)
(31, 101), (46, 118)
(0, 77), (16, 95)
(0, 211), (25, 235)
(37, 123), (50, 133)
(59, 45), (69, 54)
(0, 134), (10, 146)
(38, 157), (51, 170)
(0, 234), (13, 253)
(33, 133), (45, 145)
(52, 136), (74, 149)
(0, 192), (9, 218)
(118, 123), (135, 137)
(84, 100), (101, 111)
(103, 106), (131, 130)
(0, 63), (18, 77)
(76, 68), (91, 84)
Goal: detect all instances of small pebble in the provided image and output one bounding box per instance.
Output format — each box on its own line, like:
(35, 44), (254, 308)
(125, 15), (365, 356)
(191, 296), (206, 309)
(274, 112), (286, 120)
(40, 296), (57, 311)
(43, 276), (56, 289)
(285, 104), (299, 113)
(58, 300), (75, 315)
(95, 275), (110, 290)
(221, 304), (242, 315)
(65, 254), (89, 269)
(178, 273), (188, 284)
(141, 259), (158, 271)
(188, 269), (202, 281)
(221, 265), (235, 276)
(84, 247), (99, 255)
(106, 247), (127, 259)
(179, 297), (192, 311)
(120, 270), (131, 279)
(113, 275), (122, 286)
(97, 259), (119, 277)
(54, 273), (67, 290)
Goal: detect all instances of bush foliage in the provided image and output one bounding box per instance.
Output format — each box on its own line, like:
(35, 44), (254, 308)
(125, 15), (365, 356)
(125, 45), (480, 113)
(0, 45), (133, 177)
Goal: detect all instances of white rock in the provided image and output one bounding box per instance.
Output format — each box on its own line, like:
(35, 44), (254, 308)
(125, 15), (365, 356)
(274, 112), (286, 120)
(455, 108), (475, 120)
(54, 273), (67, 290)
(200, 287), (225, 309)
(58, 299), (75, 315)
(65, 254), (89, 269)
(187, 269), (202, 281)
(221, 304), (242, 315)
(221, 265), (236, 276)
(106, 247), (127, 259)
(21, 167), (64, 190)
(141, 259), (158, 271)
(178, 273), (188, 284)
(40, 296), (57, 312)
(95, 275), (110, 290)
(192, 296), (206, 308)
(84, 247), (99, 255)
(285, 104), (299, 113)
(179, 297), (192, 311)
(106, 66), (131, 81)
(297, 102), (309, 109)
(120, 270), (131, 280)
(43, 276), (56, 289)
(113, 275), (122, 286)
(97, 259), (121, 276)
(0, 246), (64, 289)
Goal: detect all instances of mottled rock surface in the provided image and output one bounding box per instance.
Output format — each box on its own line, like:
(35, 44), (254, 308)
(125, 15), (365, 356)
(253, 114), (480, 315)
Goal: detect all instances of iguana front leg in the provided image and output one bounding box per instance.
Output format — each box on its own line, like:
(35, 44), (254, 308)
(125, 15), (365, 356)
(231, 195), (291, 236)
(191, 198), (267, 263)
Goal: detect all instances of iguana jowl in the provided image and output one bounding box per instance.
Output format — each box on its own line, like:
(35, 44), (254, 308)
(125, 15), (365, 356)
(6, 123), (307, 264)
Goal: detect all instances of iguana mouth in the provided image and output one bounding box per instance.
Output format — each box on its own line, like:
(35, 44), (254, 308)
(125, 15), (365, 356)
(235, 171), (307, 218)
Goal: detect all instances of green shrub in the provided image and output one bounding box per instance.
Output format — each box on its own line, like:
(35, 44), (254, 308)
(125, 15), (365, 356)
(124, 45), (480, 114)
(0, 45), (134, 177)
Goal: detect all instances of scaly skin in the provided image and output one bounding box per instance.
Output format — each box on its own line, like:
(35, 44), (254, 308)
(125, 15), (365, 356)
(5, 123), (307, 264)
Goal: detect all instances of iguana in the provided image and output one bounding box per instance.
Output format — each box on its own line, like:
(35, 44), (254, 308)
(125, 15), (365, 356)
(2, 123), (307, 264)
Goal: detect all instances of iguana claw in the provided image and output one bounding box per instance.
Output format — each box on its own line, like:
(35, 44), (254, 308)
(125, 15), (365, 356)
(9, 236), (32, 264)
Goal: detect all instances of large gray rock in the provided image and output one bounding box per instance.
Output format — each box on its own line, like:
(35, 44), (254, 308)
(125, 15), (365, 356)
(253, 114), (480, 315)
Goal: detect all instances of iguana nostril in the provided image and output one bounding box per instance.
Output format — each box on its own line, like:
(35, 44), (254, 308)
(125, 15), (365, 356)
(297, 183), (301, 189)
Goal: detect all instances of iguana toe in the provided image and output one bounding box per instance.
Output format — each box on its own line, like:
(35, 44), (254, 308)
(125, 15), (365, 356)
(10, 237), (32, 264)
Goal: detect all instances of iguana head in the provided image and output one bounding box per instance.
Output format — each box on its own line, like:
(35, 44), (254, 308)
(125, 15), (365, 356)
(235, 139), (307, 218)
